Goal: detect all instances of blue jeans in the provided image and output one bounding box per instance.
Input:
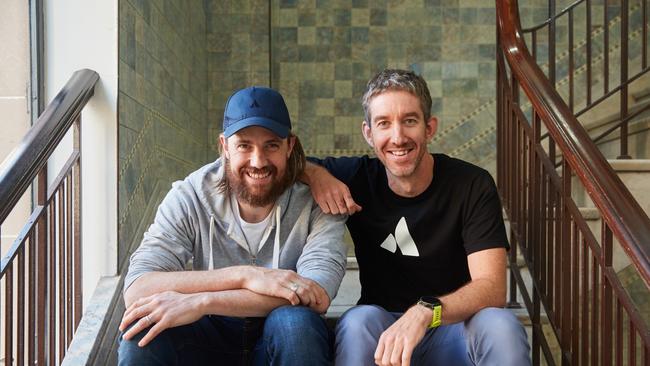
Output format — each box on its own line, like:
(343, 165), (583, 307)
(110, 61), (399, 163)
(335, 305), (531, 366)
(118, 306), (332, 365)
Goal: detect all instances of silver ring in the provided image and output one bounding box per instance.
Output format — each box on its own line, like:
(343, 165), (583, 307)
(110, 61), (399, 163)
(289, 282), (299, 292)
(144, 315), (152, 326)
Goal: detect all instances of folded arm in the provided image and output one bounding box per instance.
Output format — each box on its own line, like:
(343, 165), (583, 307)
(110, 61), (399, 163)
(121, 265), (330, 347)
(120, 288), (288, 347)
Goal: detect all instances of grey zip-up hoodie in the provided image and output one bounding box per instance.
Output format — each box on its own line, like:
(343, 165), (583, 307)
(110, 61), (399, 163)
(125, 158), (348, 300)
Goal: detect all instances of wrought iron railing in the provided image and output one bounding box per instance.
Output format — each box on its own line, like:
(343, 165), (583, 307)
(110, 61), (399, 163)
(0, 69), (99, 366)
(521, 0), (650, 159)
(497, 0), (650, 365)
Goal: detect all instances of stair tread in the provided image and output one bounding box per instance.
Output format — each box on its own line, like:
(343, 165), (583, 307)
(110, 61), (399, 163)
(607, 159), (650, 172)
(579, 206), (601, 219)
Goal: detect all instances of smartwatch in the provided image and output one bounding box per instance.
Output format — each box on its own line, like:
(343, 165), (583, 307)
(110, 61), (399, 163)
(417, 296), (442, 328)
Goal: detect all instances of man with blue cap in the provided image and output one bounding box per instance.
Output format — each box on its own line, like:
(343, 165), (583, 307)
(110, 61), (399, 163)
(118, 86), (347, 365)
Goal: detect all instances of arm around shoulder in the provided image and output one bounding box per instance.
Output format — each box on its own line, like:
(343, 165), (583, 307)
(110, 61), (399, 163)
(301, 161), (362, 215)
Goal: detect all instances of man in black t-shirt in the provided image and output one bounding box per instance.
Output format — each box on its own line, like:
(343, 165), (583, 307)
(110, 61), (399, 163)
(303, 69), (530, 365)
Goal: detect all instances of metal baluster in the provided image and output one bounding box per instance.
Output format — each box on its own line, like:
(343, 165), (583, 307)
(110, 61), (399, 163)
(569, 9), (575, 111)
(58, 187), (65, 363)
(587, 0), (593, 104)
(604, 0), (610, 93)
(66, 175), (73, 346)
(601, 224), (613, 365)
(619, 0), (630, 158)
(5, 262), (14, 366)
(37, 168), (47, 366)
(28, 231), (35, 365)
(17, 247), (25, 366)
(73, 117), (83, 329)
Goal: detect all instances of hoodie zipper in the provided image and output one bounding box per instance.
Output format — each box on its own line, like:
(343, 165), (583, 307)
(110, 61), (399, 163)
(211, 197), (281, 269)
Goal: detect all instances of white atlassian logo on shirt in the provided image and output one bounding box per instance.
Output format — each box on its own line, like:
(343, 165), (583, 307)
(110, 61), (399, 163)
(379, 217), (420, 256)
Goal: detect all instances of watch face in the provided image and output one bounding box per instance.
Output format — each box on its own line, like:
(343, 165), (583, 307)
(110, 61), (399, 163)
(420, 296), (441, 306)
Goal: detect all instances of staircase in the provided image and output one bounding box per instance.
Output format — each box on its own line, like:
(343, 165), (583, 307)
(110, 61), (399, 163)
(497, 0), (650, 365)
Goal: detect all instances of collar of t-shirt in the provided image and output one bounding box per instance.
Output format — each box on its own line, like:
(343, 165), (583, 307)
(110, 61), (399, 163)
(379, 154), (440, 206)
(231, 194), (274, 256)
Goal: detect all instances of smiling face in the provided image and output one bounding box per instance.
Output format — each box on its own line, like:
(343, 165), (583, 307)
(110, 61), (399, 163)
(219, 126), (295, 207)
(363, 90), (437, 182)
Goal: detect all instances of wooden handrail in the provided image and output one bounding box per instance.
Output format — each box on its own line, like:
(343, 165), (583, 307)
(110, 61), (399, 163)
(496, 0), (650, 287)
(1, 69), (97, 365)
(0, 69), (99, 224)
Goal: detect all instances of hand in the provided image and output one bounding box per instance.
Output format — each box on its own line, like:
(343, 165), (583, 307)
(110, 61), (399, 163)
(304, 163), (362, 215)
(374, 305), (431, 366)
(243, 267), (329, 312)
(119, 291), (206, 347)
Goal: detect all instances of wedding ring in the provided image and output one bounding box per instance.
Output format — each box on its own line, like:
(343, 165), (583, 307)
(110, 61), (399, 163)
(289, 282), (299, 292)
(144, 314), (152, 326)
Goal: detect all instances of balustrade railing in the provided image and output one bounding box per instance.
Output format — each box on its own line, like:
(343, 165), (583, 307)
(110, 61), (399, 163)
(0, 69), (99, 365)
(497, 0), (649, 365)
(521, 0), (650, 159)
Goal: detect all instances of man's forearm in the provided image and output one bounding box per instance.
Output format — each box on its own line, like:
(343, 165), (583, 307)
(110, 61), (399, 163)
(199, 289), (293, 317)
(119, 289), (297, 345)
(300, 161), (322, 185)
(124, 266), (249, 307)
(434, 247), (507, 325)
(438, 277), (506, 325)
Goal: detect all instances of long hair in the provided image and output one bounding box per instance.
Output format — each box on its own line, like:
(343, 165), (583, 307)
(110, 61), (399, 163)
(216, 133), (306, 195)
(362, 69), (433, 123)
(284, 133), (306, 185)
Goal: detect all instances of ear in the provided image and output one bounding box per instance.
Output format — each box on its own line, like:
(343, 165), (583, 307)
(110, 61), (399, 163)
(286, 135), (296, 158)
(362, 120), (374, 147)
(219, 134), (230, 159)
(425, 116), (438, 142)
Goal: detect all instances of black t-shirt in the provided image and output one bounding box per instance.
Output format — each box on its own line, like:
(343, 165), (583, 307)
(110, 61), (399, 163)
(311, 154), (509, 312)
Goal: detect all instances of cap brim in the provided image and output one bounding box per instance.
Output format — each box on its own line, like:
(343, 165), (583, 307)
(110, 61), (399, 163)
(223, 117), (290, 138)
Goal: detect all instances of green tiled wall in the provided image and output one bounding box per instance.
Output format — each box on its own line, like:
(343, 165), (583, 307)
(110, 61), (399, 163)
(118, 0), (209, 270)
(206, 0), (271, 151)
(205, 1), (536, 173)
(269, 1), (497, 167)
(272, 0), (495, 161)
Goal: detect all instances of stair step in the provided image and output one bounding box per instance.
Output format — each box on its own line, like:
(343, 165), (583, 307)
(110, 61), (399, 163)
(346, 256), (358, 270)
(607, 158), (650, 172)
(572, 159), (650, 217)
(632, 86), (650, 103)
(581, 97), (650, 132)
(579, 206), (600, 219)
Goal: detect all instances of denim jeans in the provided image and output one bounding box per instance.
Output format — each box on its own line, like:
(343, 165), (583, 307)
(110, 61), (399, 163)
(335, 305), (531, 366)
(118, 306), (332, 366)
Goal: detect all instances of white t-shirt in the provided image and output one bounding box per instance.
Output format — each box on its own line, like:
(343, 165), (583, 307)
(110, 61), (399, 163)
(231, 194), (273, 256)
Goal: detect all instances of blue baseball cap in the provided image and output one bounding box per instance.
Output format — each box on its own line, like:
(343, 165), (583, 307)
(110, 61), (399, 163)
(223, 86), (291, 138)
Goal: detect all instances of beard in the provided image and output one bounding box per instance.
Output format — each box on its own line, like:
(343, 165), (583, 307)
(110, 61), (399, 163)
(224, 158), (291, 207)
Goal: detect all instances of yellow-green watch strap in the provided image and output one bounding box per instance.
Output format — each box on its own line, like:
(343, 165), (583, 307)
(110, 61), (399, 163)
(417, 296), (443, 328)
(430, 304), (442, 328)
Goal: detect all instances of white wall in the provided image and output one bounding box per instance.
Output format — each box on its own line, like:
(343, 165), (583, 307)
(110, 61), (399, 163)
(0, 0), (31, 257)
(44, 0), (118, 310)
